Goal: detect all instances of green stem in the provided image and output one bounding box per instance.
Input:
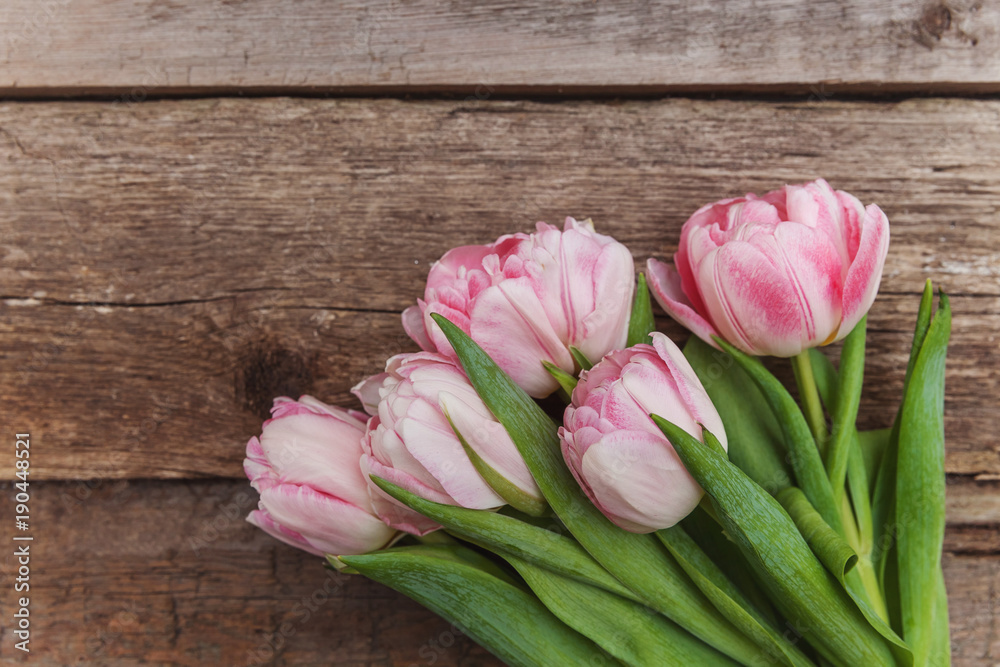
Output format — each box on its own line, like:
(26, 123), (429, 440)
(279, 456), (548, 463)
(840, 486), (891, 624)
(792, 352), (828, 454)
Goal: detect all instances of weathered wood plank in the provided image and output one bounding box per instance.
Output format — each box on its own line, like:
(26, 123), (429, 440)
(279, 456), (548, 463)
(0, 479), (994, 665)
(1, 98), (999, 306)
(2, 296), (997, 480)
(0, 480), (501, 665)
(1, 1), (999, 95)
(1, 97), (997, 480)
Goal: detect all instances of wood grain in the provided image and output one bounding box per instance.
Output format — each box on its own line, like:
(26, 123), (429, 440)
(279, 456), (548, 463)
(0, 478), (994, 666)
(1, 1), (999, 95)
(0, 480), (502, 666)
(1, 97), (997, 480)
(2, 296), (997, 481)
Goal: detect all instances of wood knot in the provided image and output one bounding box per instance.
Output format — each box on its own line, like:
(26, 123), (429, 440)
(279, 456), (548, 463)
(236, 335), (316, 419)
(920, 4), (952, 39)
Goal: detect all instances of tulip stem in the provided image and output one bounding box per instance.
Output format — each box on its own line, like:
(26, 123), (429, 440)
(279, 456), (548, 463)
(791, 352), (828, 454)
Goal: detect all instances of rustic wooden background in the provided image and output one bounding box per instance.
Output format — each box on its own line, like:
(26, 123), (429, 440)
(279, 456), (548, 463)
(1, 1), (998, 665)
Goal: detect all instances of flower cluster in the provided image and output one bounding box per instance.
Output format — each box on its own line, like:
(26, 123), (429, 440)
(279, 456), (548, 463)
(239, 182), (953, 667)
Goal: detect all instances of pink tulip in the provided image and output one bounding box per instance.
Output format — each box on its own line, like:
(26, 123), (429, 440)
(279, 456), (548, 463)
(354, 352), (543, 535)
(559, 333), (727, 533)
(403, 217), (635, 398)
(243, 396), (397, 557)
(647, 179), (890, 357)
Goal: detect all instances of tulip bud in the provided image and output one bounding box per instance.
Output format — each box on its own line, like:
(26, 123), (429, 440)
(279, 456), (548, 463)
(559, 333), (727, 533)
(403, 217), (635, 398)
(243, 396), (397, 556)
(647, 178), (890, 357)
(354, 352), (543, 535)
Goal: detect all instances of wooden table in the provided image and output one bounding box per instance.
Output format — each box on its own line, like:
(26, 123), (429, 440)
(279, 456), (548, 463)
(1, 2), (998, 665)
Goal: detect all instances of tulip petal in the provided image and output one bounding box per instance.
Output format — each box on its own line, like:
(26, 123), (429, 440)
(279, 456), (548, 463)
(433, 244), (496, 282)
(470, 279), (569, 398)
(650, 332), (729, 450)
(244, 437), (281, 493)
(768, 220), (844, 346)
(553, 223), (604, 343)
(835, 190), (866, 263)
(247, 509), (321, 556)
(366, 421), (446, 496)
(361, 453), (446, 535)
(352, 374), (388, 416)
(422, 301), (473, 360)
(245, 435), (268, 466)
(646, 258), (721, 348)
(838, 204), (890, 340)
(259, 483), (395, 555)
(293, 395), (369, 425)
(396, 411), (504, 510)
(440, 390), (543, 502)
(580, 430), (704, 533)
(402, 304), (434, 351)
(601, 373), (668, 436)
(578, 242), (635, 361)
(700, 226), (841, 357)
(258, 412), (372, 509)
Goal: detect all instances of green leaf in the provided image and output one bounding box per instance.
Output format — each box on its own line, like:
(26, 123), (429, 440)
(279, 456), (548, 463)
(872, 280), (935, 586)
(904, 280), (938, 388)
(825, 316), (867, 498)
(340, 547), (611, 667)
(626, 272), (656, 347)
(508, 554), (735, 666)
(542, 360), (578, 397)
(657, 525), (815, 667)
(796, 354), (911, 660)
(929, 570), (951, 666)
(776, 487), (858, 580)
(683, 337), (793, 495)
(370, 475), (637, 601)
(569, 345), (594, 371)
(431, 313), (771, 665)
(442, 406), (548, 517)
(857, 428), (891, 497)
(653, 415), (898, 667)
(680, 506), (781, 630)
(349, 543), (522, 588)
(897, 291), (951, 663)
(712, 337), (841, 533)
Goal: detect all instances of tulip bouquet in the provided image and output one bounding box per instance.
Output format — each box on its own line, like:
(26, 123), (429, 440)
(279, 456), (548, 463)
(242, 180), (951, 666)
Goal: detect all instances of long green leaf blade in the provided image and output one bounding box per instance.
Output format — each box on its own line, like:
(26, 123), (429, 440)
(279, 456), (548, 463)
(712, 337), (842, 533)
(872, 280), (935, 587)
(508, 554), (735, 666)
(657, 525), (815, 667)
(776, 487), (858, 580)
(626, 272), (656, 347)
(653, 415), (898, 667)
(825, 316), (867, 497)
(929, 570), (951, 666)
(680, 506), (782, 629)
(371, 475), (637, 601)
(897, 291), (951, 663)
(340, 548), (611, 667)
